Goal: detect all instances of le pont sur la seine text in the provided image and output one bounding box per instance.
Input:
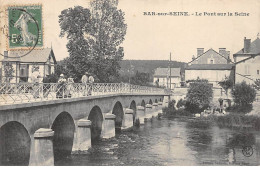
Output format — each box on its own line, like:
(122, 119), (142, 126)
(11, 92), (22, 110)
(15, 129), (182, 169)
(143, 11), (249, 16)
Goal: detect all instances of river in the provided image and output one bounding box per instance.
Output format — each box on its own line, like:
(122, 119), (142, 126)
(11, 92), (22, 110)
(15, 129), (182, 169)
(56, 116), (260, 166)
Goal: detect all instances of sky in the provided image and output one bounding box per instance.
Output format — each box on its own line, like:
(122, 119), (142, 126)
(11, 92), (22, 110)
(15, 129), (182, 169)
(0, 0), (260, 63)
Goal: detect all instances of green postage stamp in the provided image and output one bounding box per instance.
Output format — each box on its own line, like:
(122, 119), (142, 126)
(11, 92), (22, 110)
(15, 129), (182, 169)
(7, 5), (43, 49)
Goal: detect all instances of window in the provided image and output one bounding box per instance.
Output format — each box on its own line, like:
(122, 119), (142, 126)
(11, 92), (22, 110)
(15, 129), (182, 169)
(257, 70), (259, 75)
(245, 65), (250, 74)
(207, 57), (214, 64)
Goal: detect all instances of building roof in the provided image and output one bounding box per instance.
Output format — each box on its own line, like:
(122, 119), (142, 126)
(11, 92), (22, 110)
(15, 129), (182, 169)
(234, 37), (260, 56)
(235, 54), (260, 65)
(2, 48), (57, 64)
(154, 68), (181, 77)
(185, 64), (234, 70)
(188, 48), (231, 64)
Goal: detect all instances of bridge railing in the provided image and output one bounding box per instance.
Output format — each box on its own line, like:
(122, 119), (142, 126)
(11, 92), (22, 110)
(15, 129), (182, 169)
(0, 83), (166, 104)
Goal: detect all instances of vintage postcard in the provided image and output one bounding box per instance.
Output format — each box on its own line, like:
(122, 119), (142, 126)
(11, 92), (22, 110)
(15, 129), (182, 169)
(0, 0), (260, 166)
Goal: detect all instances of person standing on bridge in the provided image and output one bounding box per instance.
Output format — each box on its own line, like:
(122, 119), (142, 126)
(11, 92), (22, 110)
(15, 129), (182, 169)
(67, 76), (74, 98)
(81, 72), (89, 96)
(31, 67), (40, 99)
(88, 74), (94, 96)
(57, 74), (67, 98)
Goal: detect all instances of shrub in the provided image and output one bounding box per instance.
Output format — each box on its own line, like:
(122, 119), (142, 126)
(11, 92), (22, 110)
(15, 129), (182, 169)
(231, 81), (256, 106)
(43, 74), (59, 83)
(176, 99), (186, 109)
(218, 77), (233, 96)
(186, 80), (213, 113)
(162, 99), (176, 116)
(225, 104), (253, 114)
(168, 99), (176, 110)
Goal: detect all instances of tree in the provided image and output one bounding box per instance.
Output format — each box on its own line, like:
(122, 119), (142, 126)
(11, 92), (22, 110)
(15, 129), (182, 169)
(130, 71), (150, 86)
(253, 79), (260, 91)
(59, 0), (127, 82)
(186, 80), (213, 113)
(3, 62), (14, 83)
(231, 81), (256, 106)
(176, 99), (186, 109)
(218, 76), (233, 97)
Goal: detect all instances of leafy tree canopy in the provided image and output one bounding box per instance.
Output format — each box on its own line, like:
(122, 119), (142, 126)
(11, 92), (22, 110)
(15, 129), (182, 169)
(231, 81), (256, 106)
(218, 76), (233, 95)
(58, 0), (127, 82)
(130, 71), (151, 86)
(253, 79), (260, 91)
(186, 80), (213, 112)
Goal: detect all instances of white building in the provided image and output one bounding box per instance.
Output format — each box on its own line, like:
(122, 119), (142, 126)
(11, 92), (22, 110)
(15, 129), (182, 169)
(153, 68), (181, 89)
(233, 37), (260, 84)
(185, 48), (234, 87)
(1, 48), (56, 83)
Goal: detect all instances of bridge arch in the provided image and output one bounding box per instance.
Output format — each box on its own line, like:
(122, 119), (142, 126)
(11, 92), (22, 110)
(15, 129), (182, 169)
(0, 121), (31, 166)
(88, 106), (103, 141)
(130, 100), (137, 125)
(112, 101), (124, 131)
(141, 100), (145, 107)
(149, 99), (153, 105)
(51, 112), (75, 163)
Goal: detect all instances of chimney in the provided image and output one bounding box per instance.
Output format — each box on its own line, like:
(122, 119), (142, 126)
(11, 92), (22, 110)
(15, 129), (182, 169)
(197, 48), (204, 56)
(4, 51), (8, 59)
(244, 37), (251, 53)
(219, 48), (226, 56)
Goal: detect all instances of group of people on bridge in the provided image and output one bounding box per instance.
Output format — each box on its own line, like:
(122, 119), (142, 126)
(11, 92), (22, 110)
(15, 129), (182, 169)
(31, 71), (95, 99)
(55, 72), (94, 98)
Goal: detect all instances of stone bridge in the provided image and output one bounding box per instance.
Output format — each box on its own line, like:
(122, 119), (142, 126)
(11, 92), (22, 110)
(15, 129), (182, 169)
(0, 83), (169, 166)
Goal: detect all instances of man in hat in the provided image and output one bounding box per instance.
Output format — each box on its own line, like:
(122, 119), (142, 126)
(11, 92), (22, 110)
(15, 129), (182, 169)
(81, 72), (89, 96)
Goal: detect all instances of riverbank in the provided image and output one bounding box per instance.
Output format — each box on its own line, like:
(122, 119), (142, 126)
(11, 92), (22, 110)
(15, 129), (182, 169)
(162, 106), (260, 131)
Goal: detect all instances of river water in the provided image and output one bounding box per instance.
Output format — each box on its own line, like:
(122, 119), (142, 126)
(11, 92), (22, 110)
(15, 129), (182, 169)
(56, 117), (260, 166)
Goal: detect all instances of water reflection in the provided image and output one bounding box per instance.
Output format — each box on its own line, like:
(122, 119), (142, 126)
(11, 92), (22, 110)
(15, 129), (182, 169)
(56, 117), (260, 166)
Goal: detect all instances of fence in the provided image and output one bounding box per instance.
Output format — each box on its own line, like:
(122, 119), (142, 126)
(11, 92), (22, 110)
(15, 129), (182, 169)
(0, 83), (166, 105)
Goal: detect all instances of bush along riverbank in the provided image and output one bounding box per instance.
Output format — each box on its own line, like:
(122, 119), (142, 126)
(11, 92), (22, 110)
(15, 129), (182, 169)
(162, 99), (260, 131)
(162, 80), (260, 130)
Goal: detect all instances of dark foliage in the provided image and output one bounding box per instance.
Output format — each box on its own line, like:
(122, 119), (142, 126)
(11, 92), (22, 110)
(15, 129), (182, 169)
(218, 77), (233, 95)
(43, 74), (59, 83)
(58, 1), (127, 82)
(253, 79), (260, 91)
(186, 80), (213, 113)
(176, 99), (186, 109)
(130, 71), (150, 86)
(231, 81), (256, 106)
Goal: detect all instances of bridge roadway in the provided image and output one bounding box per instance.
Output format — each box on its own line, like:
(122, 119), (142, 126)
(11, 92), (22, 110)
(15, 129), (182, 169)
(0, 83), (169, 166)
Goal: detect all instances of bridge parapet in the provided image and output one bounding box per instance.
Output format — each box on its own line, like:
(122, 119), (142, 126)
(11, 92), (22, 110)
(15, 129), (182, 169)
(0, 83), (167, 105)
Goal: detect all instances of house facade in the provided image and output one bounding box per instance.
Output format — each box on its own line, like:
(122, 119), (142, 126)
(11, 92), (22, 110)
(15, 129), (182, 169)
(1, 48), (57, 83)
(233, 37), (260, 84)
(185, 48), (234, 87)
(153, 68), (181, 89)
